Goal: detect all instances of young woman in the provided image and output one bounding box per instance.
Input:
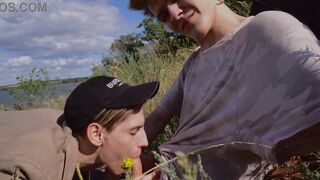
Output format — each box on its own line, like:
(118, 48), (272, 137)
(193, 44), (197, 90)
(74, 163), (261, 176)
(0, 76), (159, 180)
(130, 0), (320, 179)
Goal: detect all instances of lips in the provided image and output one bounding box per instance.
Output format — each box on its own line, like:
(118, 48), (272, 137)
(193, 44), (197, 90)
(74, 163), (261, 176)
(184, 9), (195, 18)
(180, 9), (195, 32)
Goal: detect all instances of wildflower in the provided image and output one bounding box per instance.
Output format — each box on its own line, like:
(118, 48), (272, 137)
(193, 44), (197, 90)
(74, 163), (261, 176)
(122, 157), (134, 180)
(122, 157), (134, 169)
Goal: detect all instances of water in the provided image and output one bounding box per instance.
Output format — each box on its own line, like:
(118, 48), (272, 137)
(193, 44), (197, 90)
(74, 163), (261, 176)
(0, 82), (79, 108)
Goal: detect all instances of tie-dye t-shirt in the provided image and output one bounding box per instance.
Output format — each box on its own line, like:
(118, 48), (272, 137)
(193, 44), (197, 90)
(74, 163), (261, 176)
(158, 11), (320, 179)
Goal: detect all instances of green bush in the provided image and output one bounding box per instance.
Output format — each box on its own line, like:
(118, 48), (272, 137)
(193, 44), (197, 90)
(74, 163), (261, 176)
(9, 67), (51, 109)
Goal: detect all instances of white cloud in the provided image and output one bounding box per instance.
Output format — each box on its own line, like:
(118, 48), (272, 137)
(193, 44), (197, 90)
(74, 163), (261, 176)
(0, 56), (99, 85)
(43, 57), (96, 68)
(0, 0), (128, 59)
(4, 56), (33, 67)
(0, 0), (140, 86)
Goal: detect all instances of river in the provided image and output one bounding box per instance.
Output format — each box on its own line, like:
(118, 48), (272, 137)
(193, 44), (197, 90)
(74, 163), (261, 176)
(0, 82), (79, 108)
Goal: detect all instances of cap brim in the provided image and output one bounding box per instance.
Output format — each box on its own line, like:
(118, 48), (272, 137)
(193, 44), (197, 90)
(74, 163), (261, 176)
(104, 81), (159, 109)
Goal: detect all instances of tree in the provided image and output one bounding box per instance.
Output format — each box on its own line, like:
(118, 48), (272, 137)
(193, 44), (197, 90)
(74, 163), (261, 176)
(138, 16), (195, 55)
(109, 33), (144, 61)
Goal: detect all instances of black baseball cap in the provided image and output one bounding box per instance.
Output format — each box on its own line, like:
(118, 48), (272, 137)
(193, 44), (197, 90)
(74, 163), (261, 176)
(64, 76), (159, 132)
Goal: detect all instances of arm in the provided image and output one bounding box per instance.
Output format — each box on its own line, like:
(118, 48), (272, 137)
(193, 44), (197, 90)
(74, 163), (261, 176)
(144, 107), (174, 143)
(140, 108), (174, 172)
(144, 51), (192, 144)
(0, 173), (14, 180)
(0, 167), (28, 180)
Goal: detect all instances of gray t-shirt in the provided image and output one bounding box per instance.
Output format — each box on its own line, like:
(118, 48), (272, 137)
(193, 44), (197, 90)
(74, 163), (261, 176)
(158, 11), (320, 179)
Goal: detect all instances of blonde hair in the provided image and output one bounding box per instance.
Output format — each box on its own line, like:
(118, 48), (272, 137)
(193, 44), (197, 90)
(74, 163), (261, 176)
(93, 104), (142, 132)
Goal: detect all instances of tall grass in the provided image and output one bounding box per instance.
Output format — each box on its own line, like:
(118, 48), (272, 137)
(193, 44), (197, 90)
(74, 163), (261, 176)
(92, 48), (191, 115)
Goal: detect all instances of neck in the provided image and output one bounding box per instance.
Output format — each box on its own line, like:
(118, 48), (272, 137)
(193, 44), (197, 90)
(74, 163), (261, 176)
(76, 138), (100, 169)
(199, 4), (246, 50)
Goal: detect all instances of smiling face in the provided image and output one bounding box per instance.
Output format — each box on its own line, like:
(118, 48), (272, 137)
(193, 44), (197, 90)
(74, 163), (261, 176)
(148, 0), (217, 42)
(98, 107), (148, 174)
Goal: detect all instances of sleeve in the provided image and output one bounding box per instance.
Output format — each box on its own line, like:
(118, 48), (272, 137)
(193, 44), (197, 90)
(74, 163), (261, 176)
(250, 11), (319, 52)
(272, 51), (320, 161)
(0, 173), (12, 180)
(240, 13), (320, 161)
(0, 167), (27, 180)
(0, 160), (45, 180)
(158, 72), (184, 118)
(158, 50), (198, 117)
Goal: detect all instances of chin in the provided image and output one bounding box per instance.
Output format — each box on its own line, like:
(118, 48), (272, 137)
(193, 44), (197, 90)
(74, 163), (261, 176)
(114, 170), (124, 175)
(110, 165), (124, 175)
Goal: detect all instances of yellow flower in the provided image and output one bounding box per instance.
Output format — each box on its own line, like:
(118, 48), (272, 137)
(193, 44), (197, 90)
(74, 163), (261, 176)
(122, 157), (134, 169)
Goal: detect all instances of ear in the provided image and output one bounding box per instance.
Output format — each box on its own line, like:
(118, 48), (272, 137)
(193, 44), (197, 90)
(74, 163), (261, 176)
(86, 123), (104, 146)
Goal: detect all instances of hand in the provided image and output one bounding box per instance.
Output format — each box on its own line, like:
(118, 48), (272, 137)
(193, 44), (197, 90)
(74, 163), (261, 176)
(132, 158), (159, 180)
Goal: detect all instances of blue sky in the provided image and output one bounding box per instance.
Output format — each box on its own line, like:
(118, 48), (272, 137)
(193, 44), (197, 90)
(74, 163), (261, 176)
(0, 0), (145, 86)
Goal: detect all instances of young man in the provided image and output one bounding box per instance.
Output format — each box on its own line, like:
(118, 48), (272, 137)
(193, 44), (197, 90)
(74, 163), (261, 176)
(130, 0), (320, 179)
(0, 76), (159, 180)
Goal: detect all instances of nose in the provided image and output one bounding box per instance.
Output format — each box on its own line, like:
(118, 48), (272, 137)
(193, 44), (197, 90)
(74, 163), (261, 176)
(138, 129), (148, 148)
(167, 3), (183, 22)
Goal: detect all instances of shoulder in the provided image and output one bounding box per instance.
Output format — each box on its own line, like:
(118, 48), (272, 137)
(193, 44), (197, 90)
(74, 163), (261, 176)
(246, 11), (305, 37)
(0, 108), (63, 132)
(0, 126), (65, 166)
(0, 108), (64, 150)
(0, 126), (72, 179)
(245, 11), (319, 51)
(250, 11), (301, 27)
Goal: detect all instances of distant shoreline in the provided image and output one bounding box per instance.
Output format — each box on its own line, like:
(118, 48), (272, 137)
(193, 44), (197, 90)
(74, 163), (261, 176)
(0, 77), (89, 90)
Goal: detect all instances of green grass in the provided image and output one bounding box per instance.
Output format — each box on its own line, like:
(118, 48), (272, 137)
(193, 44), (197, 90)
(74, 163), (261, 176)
(92, 48), (190, 115)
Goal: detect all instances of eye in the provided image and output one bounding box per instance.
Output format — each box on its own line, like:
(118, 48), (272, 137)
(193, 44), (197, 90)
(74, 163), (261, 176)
(129, 127), (141, 136)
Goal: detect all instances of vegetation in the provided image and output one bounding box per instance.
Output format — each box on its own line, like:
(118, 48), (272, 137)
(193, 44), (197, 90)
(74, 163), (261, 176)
(226, 0), (252, 16)
(8, 67), (51, 109)
(2, 0), (319, 179)
(4, 68), (85, 110)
